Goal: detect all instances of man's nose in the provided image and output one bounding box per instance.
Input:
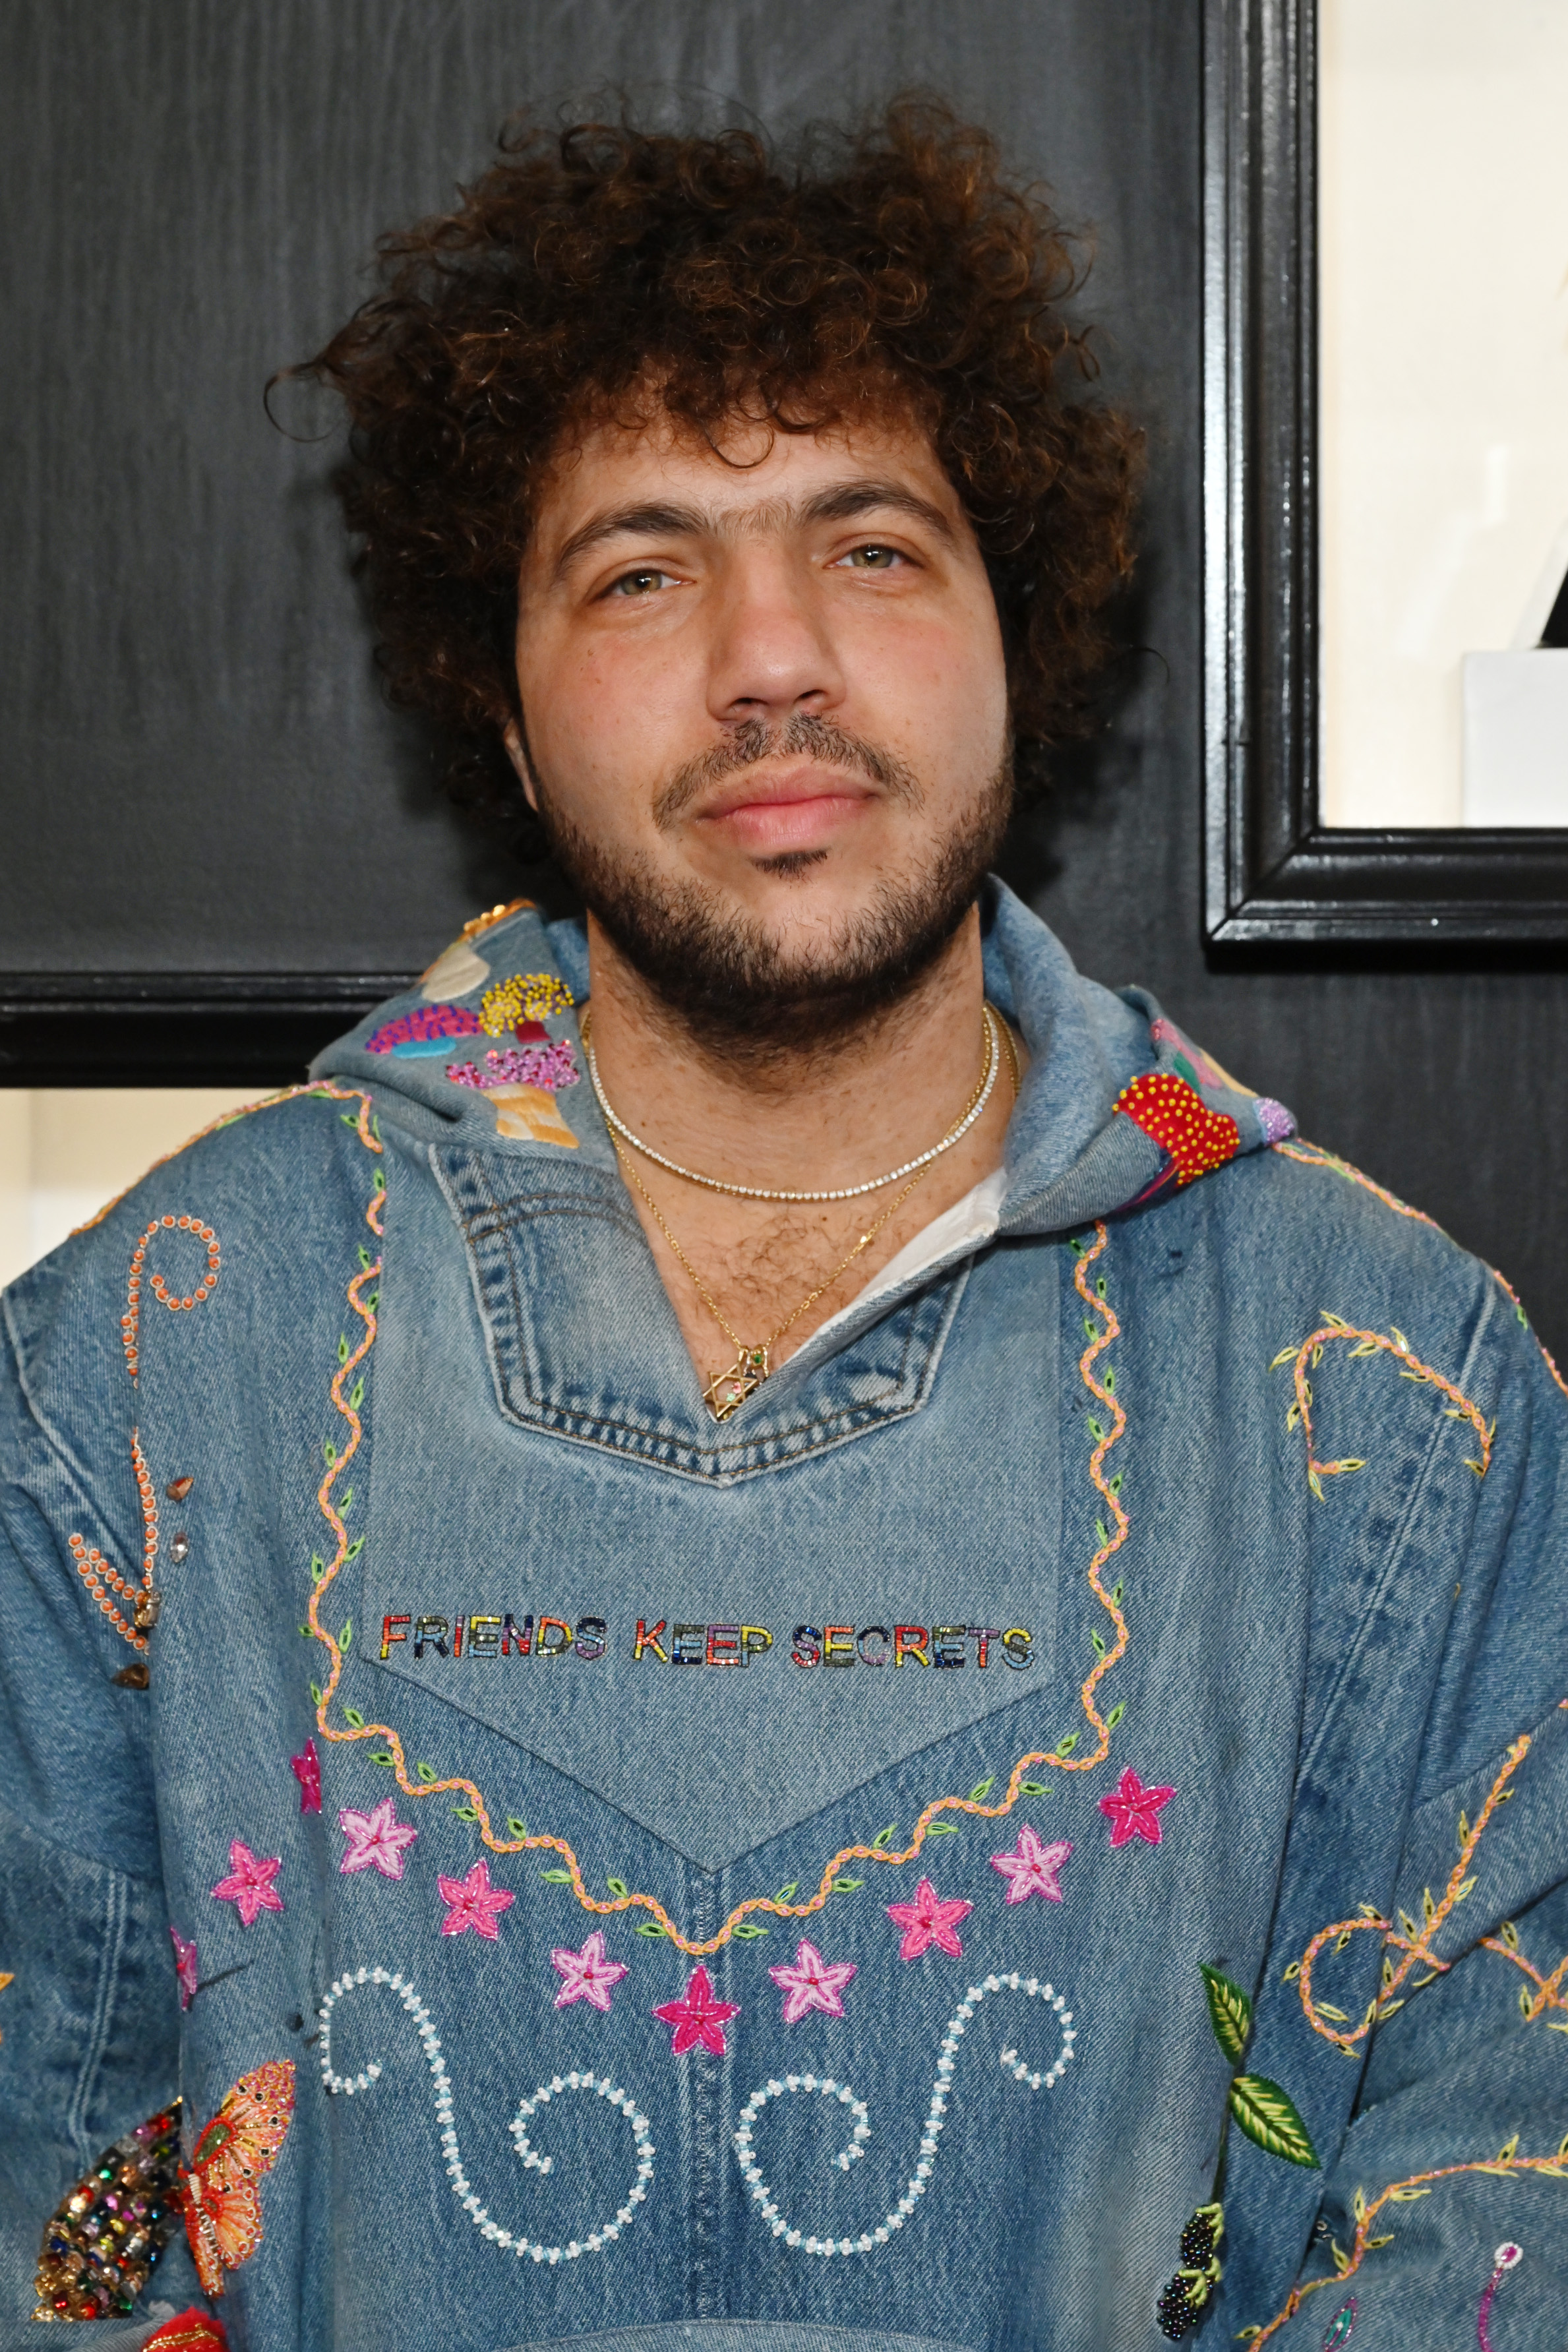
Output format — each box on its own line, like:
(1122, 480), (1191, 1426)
(705, 551), (847, 725)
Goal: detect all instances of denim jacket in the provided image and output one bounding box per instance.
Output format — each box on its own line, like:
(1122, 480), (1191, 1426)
(3, 882), (1565, 2352)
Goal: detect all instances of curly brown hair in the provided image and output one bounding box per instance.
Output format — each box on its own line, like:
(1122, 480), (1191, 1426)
(299, 98), (1142, 859)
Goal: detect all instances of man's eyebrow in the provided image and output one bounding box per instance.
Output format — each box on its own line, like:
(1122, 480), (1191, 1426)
(550, 478), (958, 583)
(552, 502), (708, 582)
(798, 479), (959, 543)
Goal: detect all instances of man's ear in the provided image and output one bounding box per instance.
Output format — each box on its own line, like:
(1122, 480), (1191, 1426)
(502, 719), (540, 812)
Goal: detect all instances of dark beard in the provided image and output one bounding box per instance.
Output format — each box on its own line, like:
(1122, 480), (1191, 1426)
(529, 720), (1013, 1062)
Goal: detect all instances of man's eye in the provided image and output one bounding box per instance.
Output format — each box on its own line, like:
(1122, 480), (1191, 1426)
(839, 545), (904, 570)
(607, 568), (678, 598)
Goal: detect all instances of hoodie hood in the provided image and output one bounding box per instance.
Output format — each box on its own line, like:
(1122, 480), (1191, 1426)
(312, 878), (1294, 1230)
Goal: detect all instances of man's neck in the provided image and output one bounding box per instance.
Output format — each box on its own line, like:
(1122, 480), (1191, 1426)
(581, 906), (990, 1193)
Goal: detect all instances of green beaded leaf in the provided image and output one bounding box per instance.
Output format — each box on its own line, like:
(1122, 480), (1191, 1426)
(1201, 1964), (1252, 2064)
(1228, 2074), (1319, 2169)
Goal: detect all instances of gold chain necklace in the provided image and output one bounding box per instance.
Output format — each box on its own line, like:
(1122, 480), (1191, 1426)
(613, 1139), (932, 1419)
(596, 1013), (1002, 1420)
(584, 1005), (1003, 1200)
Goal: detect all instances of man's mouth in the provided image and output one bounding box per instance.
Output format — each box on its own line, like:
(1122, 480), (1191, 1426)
(695, 762), (879, 855)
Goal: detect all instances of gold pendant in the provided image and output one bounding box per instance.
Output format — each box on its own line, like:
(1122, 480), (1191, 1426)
(704, 1345), (770, 1422)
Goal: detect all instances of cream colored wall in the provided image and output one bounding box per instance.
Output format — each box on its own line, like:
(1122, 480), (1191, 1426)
(0, 1091), (260, 1291)
(1320, 0), (1568, 825)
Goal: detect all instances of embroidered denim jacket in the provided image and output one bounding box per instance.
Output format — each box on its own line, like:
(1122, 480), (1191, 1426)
(3, 882), (1566, 2352)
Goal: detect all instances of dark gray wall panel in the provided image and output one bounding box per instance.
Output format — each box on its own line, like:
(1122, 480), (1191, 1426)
(5, 1), (1566, 1366)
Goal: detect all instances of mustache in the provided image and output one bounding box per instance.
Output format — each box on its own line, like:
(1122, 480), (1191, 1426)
(651, 714), (923, 830)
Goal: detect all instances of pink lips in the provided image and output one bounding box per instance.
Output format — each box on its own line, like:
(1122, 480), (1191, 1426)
(697, 764), (875, 854)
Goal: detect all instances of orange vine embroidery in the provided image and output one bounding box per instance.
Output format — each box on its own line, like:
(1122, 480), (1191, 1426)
(1238, 2138), (1568, 2345)
(1270, 1313), (1492, 1498)
(1291, 1735), (1530, 2053)
(1274, 1140), (1568, 1403)
(310, 1205), (1132, 1958)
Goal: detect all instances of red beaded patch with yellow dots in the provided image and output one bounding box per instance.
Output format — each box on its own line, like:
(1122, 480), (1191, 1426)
(1114, 1073), (1240, 1186)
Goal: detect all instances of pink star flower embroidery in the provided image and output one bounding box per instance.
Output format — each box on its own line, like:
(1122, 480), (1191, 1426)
(990, 1823), (1074, 1904)
(438, 1859), (515, 1940)
(290, 1737), (322, 1815)
(169, 1927), (198, 2010)
(769, 1939), (858, 2024)
(551, 1931), (628, 2012)
(338, 1797), (419, 1880)
(886, 1877), (973, 1960)
(209, 1840), (284, 1927)
(652, 1964), (740, 2055)
(1099, 1767), (1176, 1848)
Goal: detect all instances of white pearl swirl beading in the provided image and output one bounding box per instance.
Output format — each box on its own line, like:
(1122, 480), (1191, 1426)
(731, 1971), (1075, 2256)
(317, 1966), (655, 2264)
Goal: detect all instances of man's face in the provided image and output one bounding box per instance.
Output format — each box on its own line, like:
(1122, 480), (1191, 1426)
(512, 400), (1011, 1044)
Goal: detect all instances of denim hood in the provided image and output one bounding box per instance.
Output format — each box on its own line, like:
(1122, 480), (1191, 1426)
(3, 884), (1565, 2352)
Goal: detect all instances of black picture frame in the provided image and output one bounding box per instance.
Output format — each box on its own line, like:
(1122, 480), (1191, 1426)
(1202, 0), (1568, 949)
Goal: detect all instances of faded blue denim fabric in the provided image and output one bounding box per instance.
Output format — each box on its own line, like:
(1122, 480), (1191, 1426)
(1, 881), (1565, 2352)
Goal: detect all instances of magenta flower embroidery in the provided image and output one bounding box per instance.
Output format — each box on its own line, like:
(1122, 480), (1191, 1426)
(769, 1939), (858, 2024)
(210, 1840), (284, 1926)
(169, 1927), (198, 2010)
(551, 1931), (628, 2012)
(990, 1823), (1073, 1904)
(290, 1737), (321, 1815)
(652, 1964), (740, 2055)
(438, 1859), (515, 1940)
(338, 1797), (418, 1881)
(1099, 1768), (1176, 1848)
(886, 1877), (973, 1960)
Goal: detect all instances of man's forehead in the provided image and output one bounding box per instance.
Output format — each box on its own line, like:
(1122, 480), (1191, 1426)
(529, 407), (961, 566)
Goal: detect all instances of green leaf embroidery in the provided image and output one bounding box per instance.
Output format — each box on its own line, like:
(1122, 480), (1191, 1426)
(344, 1536), (364, 1561)
(872, 1824), (897, 1849)
(309, 1681), (322, 1706)
(1110, 1580), (1124, 1605)
(342, 1706), (365, 1729)
(1095, 1275), (1107, 1298)
(636, 1919), (669, 1937)
(297, 1623), (312, 1639)
(1056, 1732), (1079, 1757)
(1083, 1317), (1098, 1340)
(370, 1749), (394, 1766)
(1087, 1415), (1104, 1441)
(831, 1876), (864, 1892)
(1091, 1630), (1106, 1657)
(1019, 1780), (1050, 1797)
(1102, 1367), (1116, 1394)
(311, 1555), (324, 1584)
(357, 1245), (373, 1270)
(322, 1441), (337, 1466)
(731, 1921), (770, 1939)
(926, 1821), (961, 1836)
(1200, 1963), (1252, 2065)
(1105, 1702), (1126, 1730)
(339, 1486), (353, 1515)
(338, 1335), (349, 1364)
(1108, 1472), (1123, 1495)
(452, 1803), (479, 1821)
(338, 1619), (353, 1650)
(969, 1777), (994, 1803)
(775, 1883), (798, 1903)
(1095, 1519), (1109, 1546)
(606, 1877), (629, 1899)
(415, 1761), (438, 1784)
(506, 1818), (529, 1840)
(348, 1379), (365, 1411)
(539, 1867), (573, 1883)
(1228, 2074), (1319, 2169)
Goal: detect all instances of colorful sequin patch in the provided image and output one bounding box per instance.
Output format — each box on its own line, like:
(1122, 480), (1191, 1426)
(480, 972), (574, 1033)
(446, 1040), (580, 1095)
(1115, 1072), (1240, 1186)
(33, 2101), (184, 2319)
(365, 1002), (482, 1057)
(182, 2062), (295, 2299)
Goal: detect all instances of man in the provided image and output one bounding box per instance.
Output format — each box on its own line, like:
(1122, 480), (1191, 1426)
(3, 104), (1565, 2352)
